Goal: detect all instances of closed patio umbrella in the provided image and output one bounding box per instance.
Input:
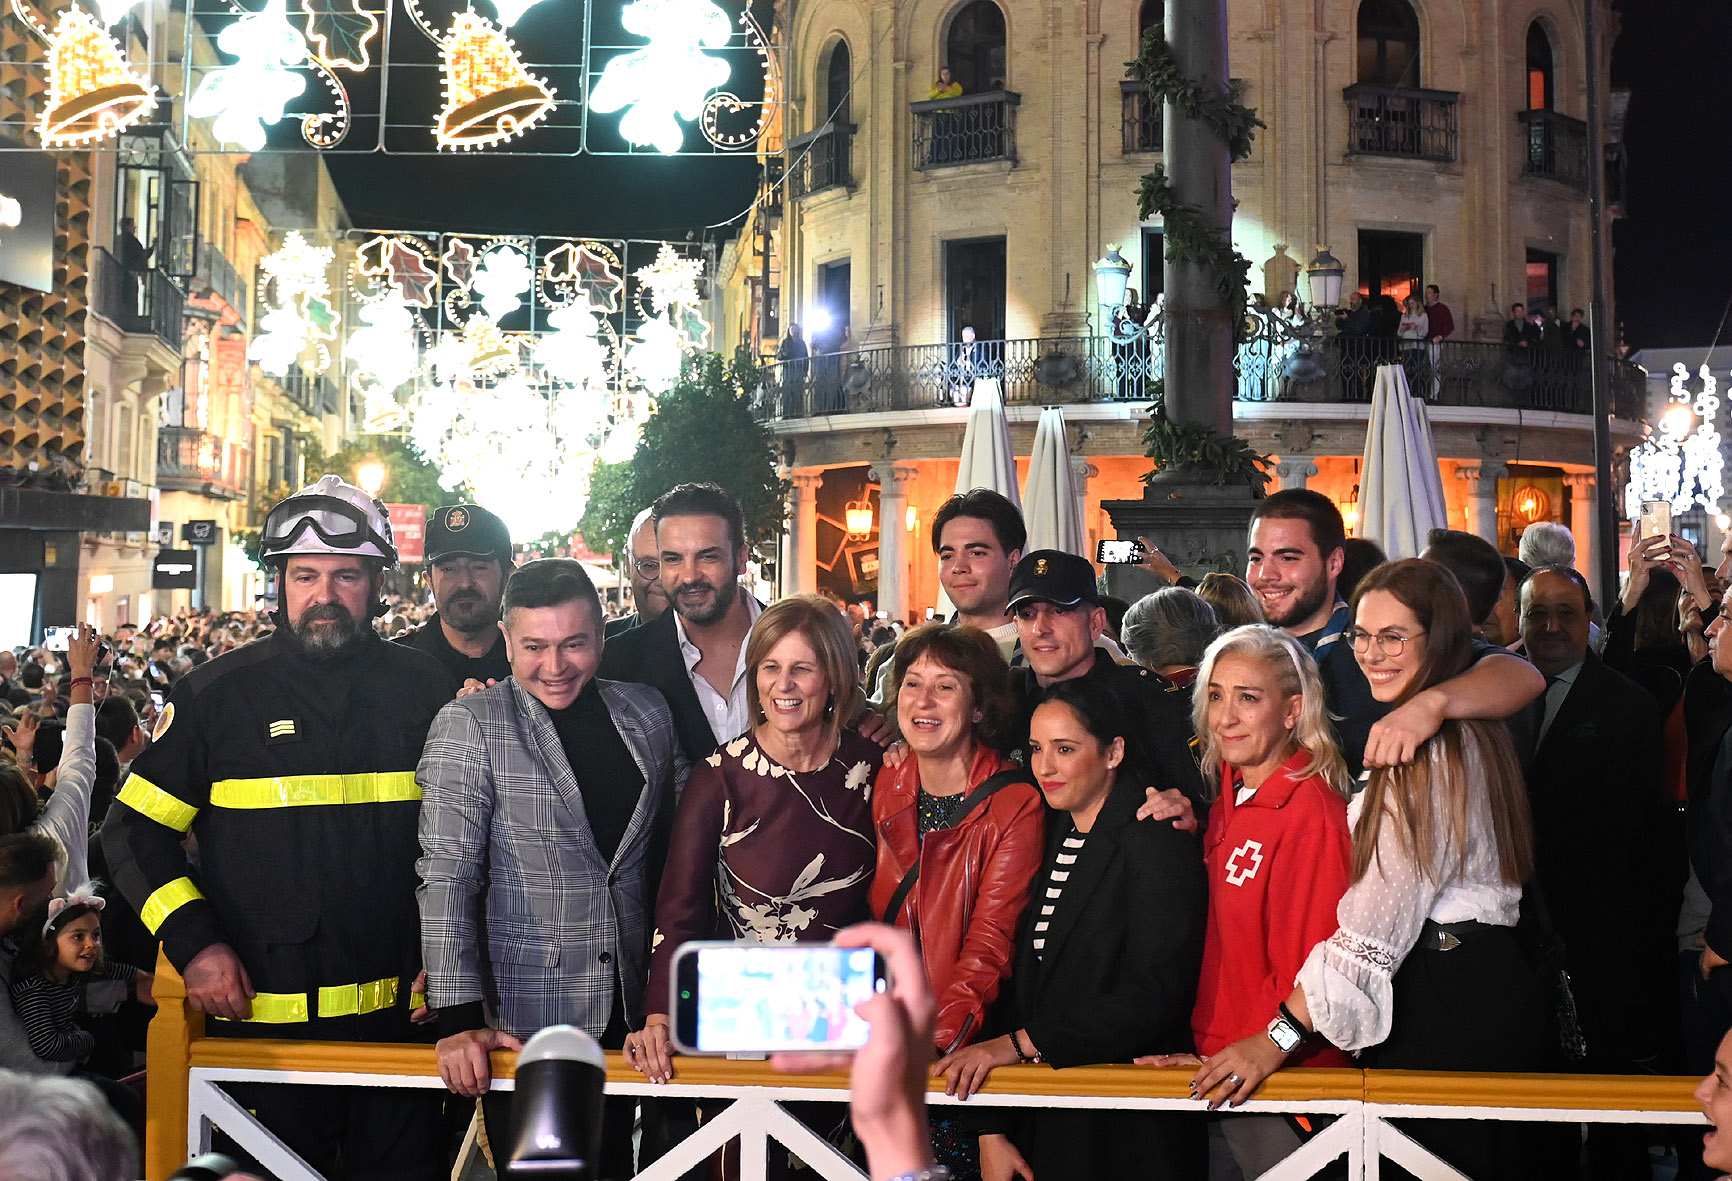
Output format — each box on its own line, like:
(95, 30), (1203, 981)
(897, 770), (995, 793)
(1022, 406), (1085, 556)
(953, 378), (1021, 507)
(1359, 364), (1449, 560)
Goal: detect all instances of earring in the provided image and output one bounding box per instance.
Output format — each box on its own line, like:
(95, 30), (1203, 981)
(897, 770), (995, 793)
(824, 694), (835, 718)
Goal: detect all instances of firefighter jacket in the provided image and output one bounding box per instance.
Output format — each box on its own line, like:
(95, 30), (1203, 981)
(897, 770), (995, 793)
(102, 628), (456, 1041)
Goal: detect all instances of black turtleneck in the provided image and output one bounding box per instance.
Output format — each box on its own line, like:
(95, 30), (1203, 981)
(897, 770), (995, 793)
(541, 681), (642, 864)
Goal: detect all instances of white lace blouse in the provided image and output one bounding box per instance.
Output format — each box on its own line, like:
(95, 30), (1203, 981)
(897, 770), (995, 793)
(1295, 732), (1522, 1053)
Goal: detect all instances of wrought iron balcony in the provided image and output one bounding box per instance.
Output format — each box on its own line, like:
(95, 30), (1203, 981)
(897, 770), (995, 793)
(93, 247), (184, 351)
(1121, 81), (1162, 153)
(754, 323), (1647, 424)
(190, 241), (249, 327)
(1344, 84), (1460, 163)
(910, 90), (1020, 170)
(1518, 109), (1590, 187)
(787, 123), (854, 199)
(280, 364), (340, 418)
(156, 424), (248, 498)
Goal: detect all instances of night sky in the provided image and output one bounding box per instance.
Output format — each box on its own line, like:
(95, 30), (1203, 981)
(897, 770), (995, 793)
(322, 0), (1723, 351)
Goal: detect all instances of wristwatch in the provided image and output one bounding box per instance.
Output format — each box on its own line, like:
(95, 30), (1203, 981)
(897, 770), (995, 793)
(1266, 1008), (1307, 1054)
(884, 1170), (953, 1181)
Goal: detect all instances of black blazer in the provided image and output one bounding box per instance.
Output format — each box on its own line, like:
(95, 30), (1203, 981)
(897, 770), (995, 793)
(1527, 651), (1663, 1040)
(597, 607), (718, 764)
(1006, 779), (1206, 1067)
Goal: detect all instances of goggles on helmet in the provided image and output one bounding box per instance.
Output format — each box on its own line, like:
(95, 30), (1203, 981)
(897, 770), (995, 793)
(261, 495), (395, 558)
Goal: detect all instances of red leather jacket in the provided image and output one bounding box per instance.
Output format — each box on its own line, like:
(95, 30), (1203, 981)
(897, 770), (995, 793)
(868, 746), (1045, 1054)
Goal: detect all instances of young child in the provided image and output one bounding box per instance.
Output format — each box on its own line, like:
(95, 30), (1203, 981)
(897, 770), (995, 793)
(9, 883), (154, 1128)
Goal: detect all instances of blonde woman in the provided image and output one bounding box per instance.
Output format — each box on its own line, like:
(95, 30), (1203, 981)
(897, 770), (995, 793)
(1139, 625), (1352, 1177)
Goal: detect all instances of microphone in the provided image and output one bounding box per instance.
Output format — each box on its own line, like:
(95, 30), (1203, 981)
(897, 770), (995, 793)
(504, 1025), (609, 1179)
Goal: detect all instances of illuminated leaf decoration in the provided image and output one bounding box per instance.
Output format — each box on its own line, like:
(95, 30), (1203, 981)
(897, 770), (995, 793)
(355, 234), (393, 275)
(300, 293), (340, 339)
(441, 238), (476, 288)
(546, 242), (624, 314)
(386, 240), (437, 307)
(589, 0), (732, 155)
(677, 303), (710, 350)
(185, 0), (307, 153)
(300, 0), (379, 70)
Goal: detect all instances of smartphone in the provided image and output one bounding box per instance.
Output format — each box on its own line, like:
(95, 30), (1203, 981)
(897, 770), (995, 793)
(1096, 539), (1147, 565)
(670, 941), (888, 1055)
(149, 690), (165, 710)
(43, 626), (75, 652)
(924, 607), (937, 620)
(1638, 500), (1673, 542)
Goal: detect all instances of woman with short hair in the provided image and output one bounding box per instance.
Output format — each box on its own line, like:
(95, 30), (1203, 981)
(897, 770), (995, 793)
(1121, 588), (1222, 687)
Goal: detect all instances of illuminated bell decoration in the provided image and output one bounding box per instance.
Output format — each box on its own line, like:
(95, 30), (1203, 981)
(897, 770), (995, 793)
(462, 315), (518, 376)
(39, 10), (157, 148)
(1511, 485), (1549, 526)
(844, 497), (874, 539)
(436, 13), (554, 151)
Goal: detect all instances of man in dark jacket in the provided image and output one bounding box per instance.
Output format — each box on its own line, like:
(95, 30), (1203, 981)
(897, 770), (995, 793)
(395, 503), (514, 687)
(604, 507), (669, 639)
(103, 476), (456, 1180)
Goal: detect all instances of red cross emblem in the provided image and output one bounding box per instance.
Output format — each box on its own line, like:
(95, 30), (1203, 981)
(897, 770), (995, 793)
(1225, 839), (1264, 886)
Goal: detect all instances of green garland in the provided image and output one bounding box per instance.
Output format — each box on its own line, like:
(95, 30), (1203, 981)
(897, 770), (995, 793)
(1129, 27), (1271, 491)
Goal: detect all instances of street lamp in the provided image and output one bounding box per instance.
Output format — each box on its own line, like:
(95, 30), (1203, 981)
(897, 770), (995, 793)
(1305, 245), (1345, 310)
(1093, 244), (1148, 344)
(356, 456), (387, 498)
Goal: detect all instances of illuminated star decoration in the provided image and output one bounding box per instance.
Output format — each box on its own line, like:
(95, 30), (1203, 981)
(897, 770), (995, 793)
(38, 9), (157, 147)
(474, 246), (532, 323)
(442, 238), (477, 288)
(249, 231), (335, 375)
(633, 243), (710, 349)
(186, 0), (309, 152)
(589, 0), (732, 154)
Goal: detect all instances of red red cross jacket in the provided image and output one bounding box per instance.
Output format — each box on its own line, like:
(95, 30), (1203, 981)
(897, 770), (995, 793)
(1192, 747), (1354, 1066)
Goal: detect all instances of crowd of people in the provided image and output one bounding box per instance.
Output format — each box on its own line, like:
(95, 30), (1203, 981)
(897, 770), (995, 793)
(4, 470), (1732, 1181)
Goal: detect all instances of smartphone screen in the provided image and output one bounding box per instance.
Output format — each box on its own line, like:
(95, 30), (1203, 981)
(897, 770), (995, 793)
(1096, 539), (1145, 564)
(671, 942), (886, 1054)
(43, 626), (75, 652)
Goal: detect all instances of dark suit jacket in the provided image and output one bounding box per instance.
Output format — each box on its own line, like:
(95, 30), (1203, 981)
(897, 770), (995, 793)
(1528, 651), (1663, 1060)
(1003, 779), (1206, 1067)
(597, 605), (738, 764)
(1685, 660), (1732, 955)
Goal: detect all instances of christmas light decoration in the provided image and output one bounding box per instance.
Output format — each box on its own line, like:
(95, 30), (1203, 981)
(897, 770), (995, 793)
(300, 0), (378, 70)
(697, 6), (777, 150)
(463, 314), (518, 376)
(345, 294), (419, 392)
(185, 0), (309, 152)
(361, 388), (408, 432)
(435, 11), (554, 151)
(626, 312), (683, 394)
(250, 305), (310, 375)
(1627, 362), (1725, 519)
(634, 242), (702, 313)
(589, 0), (732, 154)
(543, 241), (623, 313)
(536, 302), (612, 387)
(474, 245), (532, 322)
(486, 0), (545, 28)
(92, 0), (140, 27)
(38, 9), (157, 148)
(250, 231), (338, 375)
(442, 237), (477, 288)
(264, 230), (335, 296)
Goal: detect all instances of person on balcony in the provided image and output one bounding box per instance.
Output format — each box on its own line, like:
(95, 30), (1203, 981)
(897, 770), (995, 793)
(928, 66), (963, 165)
(1423, 284), (1453, 398)
(116, 218), (153, 318)
(950, 324), (979, 406)
(775, 323), (809, 418)
(1397, 294), (1430, 397)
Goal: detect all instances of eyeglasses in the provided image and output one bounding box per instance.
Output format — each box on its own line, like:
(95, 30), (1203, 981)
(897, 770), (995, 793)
(632, 558), (661, 578)
(1344, 627), (1426, 656)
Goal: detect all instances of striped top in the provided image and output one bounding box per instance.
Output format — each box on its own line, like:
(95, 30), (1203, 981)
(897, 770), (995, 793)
(1032, 827), (1088, 960)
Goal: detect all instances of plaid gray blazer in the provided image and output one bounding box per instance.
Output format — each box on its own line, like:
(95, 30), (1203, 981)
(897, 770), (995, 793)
(416, 677), (689, 1038)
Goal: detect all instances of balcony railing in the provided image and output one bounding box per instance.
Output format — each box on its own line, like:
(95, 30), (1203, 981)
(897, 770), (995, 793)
(1121, 81), (1162, 153)
(910, 90), (1020, 170)
(93, 246), (185, 351)
(787, 122), (854, 200)
(1519, 108), (1590, 187)
(281, 363), (340, 418)
(1344, 84), (1460, 163)
(191, 241), (249, 327)
(754, 323), (1647, 424)
(157, 424), (248, 499)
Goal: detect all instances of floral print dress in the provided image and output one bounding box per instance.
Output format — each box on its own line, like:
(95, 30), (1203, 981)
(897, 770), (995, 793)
(644, 728), (882, 1009)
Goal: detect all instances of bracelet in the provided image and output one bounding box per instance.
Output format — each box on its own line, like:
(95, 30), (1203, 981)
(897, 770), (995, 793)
(883, 1170), (952, 1181)
(1008, 1030), (1031, 1063)
(68, 677), (93, 688)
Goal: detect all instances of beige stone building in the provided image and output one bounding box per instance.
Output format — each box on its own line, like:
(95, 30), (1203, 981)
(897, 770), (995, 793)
(736, 0), (1642, 617)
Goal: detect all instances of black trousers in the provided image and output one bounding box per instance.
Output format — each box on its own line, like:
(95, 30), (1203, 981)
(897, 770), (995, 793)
(220, 1083), (445, 1181)
(1362, 922), (1549, 1181)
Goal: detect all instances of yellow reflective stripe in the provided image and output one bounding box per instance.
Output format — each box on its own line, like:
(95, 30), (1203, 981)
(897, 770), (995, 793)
(208, 771), (421, 810)
(140, 877), (204, 934)
(217, 976), (404, 1024)
(318, 976), (399, 1018)
(116, 776), (199, 833)
(409, 989), (427, 1011)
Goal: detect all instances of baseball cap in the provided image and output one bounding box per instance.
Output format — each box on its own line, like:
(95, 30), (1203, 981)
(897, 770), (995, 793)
(1006, 550), (1101, 612)
(425, 504), (514, 565)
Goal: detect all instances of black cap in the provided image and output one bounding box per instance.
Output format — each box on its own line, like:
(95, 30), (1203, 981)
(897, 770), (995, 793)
(1006, 550), (1101, 612)
(425, 504), (513, 565)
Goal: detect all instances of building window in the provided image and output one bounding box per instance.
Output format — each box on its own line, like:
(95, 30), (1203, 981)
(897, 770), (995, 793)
(823, 38), (852, 124)
(1138, 0), (1161, 41)
(1140, 229), (1166, 303)
(946, 0), (1007, 94)
(945, 237), (1006, 344)
(1357, 229), (1424, 303)
(117, 403), (135, 479)
(1526, 249), (1559, 313)
(1526, 22), (1554, 110)
(815, 259), (852, 349)
(1356, 0), (1420, 88)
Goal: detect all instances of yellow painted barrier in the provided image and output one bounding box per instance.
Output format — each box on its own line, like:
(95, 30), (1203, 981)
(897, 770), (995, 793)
(142, 951), (1705, 1179)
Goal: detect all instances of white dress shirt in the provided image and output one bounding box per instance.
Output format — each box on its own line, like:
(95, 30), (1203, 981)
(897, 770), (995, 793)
(674, 594), (762, 745)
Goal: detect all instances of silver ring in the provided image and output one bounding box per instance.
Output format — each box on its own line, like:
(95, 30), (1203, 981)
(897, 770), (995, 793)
(1227, 1072), (1242, 1086)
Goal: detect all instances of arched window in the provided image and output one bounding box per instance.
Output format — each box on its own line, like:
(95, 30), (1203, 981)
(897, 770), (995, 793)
(1138, 0), (1162, 41)
(945, 0), (1006, 95)
(823, 39), (851, 124)
(1356, 0), (1420, 88)
(1526, 22), (1554, 110)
